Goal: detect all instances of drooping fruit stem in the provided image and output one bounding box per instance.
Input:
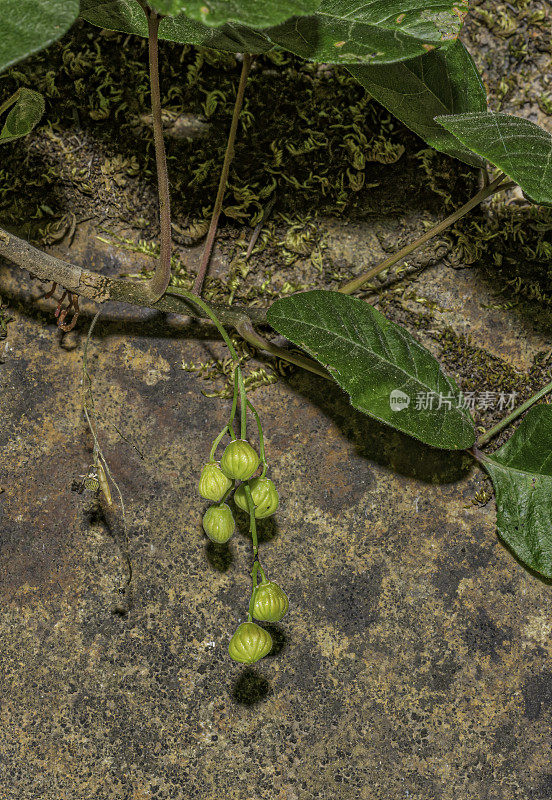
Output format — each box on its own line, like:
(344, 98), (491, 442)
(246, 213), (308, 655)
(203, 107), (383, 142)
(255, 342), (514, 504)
(244, 482), (259, 558)
(170, 287), (239, 360)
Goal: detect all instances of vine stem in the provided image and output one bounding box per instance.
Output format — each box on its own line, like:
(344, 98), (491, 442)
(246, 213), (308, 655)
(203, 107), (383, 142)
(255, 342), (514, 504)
(142, 3), (173, 303)
(476, 379), (552, 448)
(170, 288), (246, 443)
(0, 219), (328, 377)
(338, 173), (510, 295)
(193, 54), (253, 296)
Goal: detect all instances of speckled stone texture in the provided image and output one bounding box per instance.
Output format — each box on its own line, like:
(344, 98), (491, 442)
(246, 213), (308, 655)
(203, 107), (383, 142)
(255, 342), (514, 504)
(2, 0), (552, 795)
(2, 255), (552, 800)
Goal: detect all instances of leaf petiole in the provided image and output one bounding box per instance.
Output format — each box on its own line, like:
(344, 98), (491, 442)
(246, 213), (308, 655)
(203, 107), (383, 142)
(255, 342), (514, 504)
(338, 173), (510, 295)
(477, 379), (552, 448)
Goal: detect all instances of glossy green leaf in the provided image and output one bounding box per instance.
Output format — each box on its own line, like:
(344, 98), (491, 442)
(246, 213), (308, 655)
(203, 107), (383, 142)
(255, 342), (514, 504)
(82, 0), (468, 64)
(0, 0), (79, 74)
(148, 0), (319, 29)
(348, 41), (486, 166)
(267, 290), (475, 449)
(436, 112), (552, 205)
(269, 0), (468, 65)
(79, 0), (274, 53)
(0, 88), (45, 143)
(482, 406), (552, 579)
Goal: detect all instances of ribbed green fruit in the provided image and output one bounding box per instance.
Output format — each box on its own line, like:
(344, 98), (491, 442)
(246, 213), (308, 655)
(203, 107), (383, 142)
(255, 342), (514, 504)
(228, 622), (272, 664)
(252, 581), (289, 622)
(198, 462), (232, 502)
(234, 477), (279, 519)
(220, 439), (259, 481)
(202, 503), (234, 543)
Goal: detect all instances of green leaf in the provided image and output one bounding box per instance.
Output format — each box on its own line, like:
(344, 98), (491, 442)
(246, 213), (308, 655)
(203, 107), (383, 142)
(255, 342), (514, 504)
(436, 112), (552, 205)
(348, 41), (486, 166)
(79, 0), (275, 53)
(267, 290), (475, 450)
(82, 0), (468, 64)
(482, 406), (552, 579)
(148, 0), (320, 29)
(0, 0), (79, 74)
(0, 88), (45, 143)
(269, 0), (469, 65)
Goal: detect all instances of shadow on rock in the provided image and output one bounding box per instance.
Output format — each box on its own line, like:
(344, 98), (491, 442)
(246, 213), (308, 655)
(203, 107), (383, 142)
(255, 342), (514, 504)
(263, 622), (287, 657)
(205, 540), (234, 573)
(234, 508), (280, 544)
(286, 370), (473, 486)
(232, 667), (273, 705)
(79, 495), (133, 615)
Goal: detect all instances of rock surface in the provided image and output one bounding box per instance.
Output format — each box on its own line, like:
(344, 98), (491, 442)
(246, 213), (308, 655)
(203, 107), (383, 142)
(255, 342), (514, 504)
(1, 1), (552, 798)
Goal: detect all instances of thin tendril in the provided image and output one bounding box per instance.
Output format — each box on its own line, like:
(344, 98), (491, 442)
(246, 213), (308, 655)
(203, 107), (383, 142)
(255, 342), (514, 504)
(82, 309), (132, 593)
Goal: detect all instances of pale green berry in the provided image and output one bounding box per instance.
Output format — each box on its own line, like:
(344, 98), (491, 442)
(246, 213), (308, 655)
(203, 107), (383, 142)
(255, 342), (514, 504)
(220, 439), (259, 481)
(229, 621), (272, 664)
(198, 461), (232, 502)
(202, 503), (234, 544)
(252, 581), (289, 622)
(234, 477), (279, 519)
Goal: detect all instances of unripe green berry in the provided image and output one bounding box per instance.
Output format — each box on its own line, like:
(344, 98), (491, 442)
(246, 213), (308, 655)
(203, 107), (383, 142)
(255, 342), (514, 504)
(252, 581), (289, 622)
(228, 621), (272, 664)
(220, 439), (259, 481)
(234, 477), (279, 519)
(198, 461), (232, 502)
(202, 503), (234, 544)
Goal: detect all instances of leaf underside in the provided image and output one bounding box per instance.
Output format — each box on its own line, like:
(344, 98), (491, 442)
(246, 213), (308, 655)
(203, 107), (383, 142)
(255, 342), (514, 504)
(267, 291), (475, 450)
(483, 406), (552, 580)
(81, 0), (467, 64)
(436, 112), (552, 205)
(148, 0), (320, 29)
(348, 41), (487, 166)
(0, 0), (79, 74)
(268, 0), (467, 66)
(0, 88), (45, 143)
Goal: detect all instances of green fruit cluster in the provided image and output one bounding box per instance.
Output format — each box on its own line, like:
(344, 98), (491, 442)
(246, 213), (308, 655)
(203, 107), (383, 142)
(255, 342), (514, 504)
(198, 439), (280, 546)
(199, 431), (288, 665)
